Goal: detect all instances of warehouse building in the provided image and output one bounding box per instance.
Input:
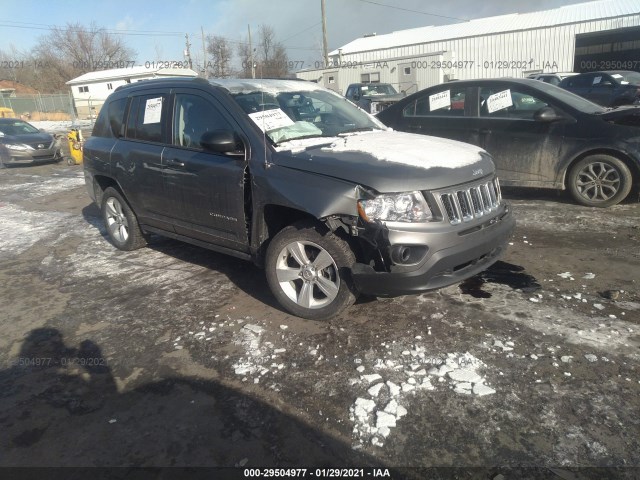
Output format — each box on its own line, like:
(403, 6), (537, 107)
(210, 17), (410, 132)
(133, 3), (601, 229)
(296, 0), (640, 96)
(67, 66), (198, 118)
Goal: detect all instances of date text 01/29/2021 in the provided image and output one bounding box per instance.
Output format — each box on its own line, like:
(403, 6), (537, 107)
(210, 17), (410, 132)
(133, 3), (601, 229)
(243, 468), (391, 477)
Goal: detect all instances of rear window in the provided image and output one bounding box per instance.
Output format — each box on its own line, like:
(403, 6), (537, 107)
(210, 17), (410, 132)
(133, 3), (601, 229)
(92, 98), (129, 138)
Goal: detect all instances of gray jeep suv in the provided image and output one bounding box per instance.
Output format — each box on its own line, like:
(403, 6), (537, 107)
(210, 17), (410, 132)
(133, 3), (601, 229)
(83, 77), (514, 319)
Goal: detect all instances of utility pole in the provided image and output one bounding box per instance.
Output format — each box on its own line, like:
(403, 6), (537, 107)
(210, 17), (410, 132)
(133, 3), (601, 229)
(248, 24), (255, 79)
(184, 33), (193, 70)
(321, 0), (329, 66)
(201, 26), (207, 77)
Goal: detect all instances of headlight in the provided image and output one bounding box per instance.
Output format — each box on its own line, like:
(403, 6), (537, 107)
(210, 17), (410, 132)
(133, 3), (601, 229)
(5, 143), (31, 151)
(358, 191), (432, 223)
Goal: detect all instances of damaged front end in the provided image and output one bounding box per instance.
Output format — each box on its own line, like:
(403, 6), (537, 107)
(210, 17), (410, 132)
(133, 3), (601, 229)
(346, 180), (515, 297)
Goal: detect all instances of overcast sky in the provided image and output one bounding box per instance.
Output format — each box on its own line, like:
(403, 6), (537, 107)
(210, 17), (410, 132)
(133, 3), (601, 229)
(1, 0), (593, 70)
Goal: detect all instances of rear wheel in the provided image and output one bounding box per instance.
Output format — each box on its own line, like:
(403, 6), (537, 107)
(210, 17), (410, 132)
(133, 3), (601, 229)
(101, 187), (148, 251)
(265, 222), (358, 320)
(567, 155), (632, 207)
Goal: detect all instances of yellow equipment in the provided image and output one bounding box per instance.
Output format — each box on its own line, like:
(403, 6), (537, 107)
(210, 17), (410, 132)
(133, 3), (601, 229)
(66, 128), (84, 165)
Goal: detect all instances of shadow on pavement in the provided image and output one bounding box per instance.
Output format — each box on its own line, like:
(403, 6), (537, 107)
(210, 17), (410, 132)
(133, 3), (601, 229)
(0, 328), (382, 469)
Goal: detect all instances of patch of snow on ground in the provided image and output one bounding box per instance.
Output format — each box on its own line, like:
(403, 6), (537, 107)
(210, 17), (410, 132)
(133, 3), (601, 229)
(0, 174), (84, 198)
(0, 204), (75, 256)
(30, 120), (94, 134)
(349, 342), (493, 448)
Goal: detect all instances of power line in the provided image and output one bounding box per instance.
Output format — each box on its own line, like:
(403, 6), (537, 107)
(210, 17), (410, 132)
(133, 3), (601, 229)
(0, 20), (184, 37)
(355, 0), (468, 21)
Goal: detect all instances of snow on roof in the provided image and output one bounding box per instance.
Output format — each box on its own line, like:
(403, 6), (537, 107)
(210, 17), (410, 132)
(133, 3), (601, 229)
(66, 66), (198, 85)
(331, 0), (640, 55)
(210, 78), (326, 95)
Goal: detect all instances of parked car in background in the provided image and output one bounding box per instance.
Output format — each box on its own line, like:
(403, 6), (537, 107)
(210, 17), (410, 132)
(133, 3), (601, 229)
(0, 118), (63, 167)
(376, 78), (640, 207)
(559, 71), (640, 107)
(345, 83), (405, 114)
(527, 72), (578, 86)
(84, 77), (514, 320)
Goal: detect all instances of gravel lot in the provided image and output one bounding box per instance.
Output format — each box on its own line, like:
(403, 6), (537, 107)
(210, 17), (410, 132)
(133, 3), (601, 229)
(0, 159), (638, 478)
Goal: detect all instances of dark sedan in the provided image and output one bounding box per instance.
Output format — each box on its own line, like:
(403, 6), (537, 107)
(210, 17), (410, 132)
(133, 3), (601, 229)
(559, 71), (640, 107)
(0, 118), (63, 167)
(376, 78), (640, 207)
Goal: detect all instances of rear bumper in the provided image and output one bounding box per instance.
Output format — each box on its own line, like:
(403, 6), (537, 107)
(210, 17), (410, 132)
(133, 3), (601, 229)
(351, 205), (515, 296)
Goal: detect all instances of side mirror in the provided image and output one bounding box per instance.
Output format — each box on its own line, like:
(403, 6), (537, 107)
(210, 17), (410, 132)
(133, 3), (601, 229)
(352, 94), (360, 101)
(533, 106), (563, 123)
(200, 130), (241, 154)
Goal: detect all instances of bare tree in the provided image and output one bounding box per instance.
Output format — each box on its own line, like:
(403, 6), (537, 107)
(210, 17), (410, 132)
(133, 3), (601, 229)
(235, 25), (289, 79)
(29, 22), (136, 92)
(206, 35), (233, 78)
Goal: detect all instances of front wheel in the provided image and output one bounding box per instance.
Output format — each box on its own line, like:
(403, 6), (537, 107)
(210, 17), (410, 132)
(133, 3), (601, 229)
(567, 155), (633, 207)
(265, 222), (358, 320)
(101, 187), (148, 251)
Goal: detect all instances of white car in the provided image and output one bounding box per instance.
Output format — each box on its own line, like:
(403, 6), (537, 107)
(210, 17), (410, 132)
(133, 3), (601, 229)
(526, 72), (578, 86)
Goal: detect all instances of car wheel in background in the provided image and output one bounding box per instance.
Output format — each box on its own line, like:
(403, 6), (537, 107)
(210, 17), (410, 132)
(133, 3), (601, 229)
(265, 221), (358, 320)
(568, 154), (633, 207)
(101, 187), (148, 251)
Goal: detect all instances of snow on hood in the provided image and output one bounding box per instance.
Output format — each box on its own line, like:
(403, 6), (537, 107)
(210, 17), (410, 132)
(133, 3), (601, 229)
(321, 130), (484, 169)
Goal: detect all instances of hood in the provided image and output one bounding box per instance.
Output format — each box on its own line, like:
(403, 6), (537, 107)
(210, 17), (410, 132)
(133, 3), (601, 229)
(599, 105), (640, 127)
(362, 93), (405, 102)
(0, 132), (53, 145)
(271, 130), (494, 192)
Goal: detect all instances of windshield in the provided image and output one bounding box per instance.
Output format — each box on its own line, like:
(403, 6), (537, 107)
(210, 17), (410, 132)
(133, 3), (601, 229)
(361, 84), (397, 95)
(0, 120), (40, 136)
(226, 82), (385, 144)
(610, 71), (640, 85)
(532, 81), (606, 114)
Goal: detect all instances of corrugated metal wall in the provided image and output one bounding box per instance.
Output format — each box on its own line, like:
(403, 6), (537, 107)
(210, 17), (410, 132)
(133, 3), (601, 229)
(297, 13), (640, 94)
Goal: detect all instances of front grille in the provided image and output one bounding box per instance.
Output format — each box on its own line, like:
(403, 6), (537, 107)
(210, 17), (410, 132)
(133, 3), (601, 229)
(438, 178), (502, 225)
(28, 141), (53, 150)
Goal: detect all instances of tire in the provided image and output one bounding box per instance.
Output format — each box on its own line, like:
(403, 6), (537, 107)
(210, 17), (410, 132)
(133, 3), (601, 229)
(567, 154), (633, 207)
(101, 187), (148, 251)
(265, 221), (358, 320)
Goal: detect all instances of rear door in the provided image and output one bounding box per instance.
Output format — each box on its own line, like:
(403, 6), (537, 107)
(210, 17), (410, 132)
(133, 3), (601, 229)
(389, 84), (480, 146)
(586, 73), (617, 106)
(162, 88), (249, 251)
(110, 90), (174, 230)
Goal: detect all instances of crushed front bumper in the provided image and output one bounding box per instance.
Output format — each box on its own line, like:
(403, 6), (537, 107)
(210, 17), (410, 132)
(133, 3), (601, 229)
(351, 205), (515, 297)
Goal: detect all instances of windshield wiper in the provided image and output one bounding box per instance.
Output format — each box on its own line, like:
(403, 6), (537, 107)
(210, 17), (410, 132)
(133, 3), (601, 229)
(339, 126), (378, 134)
(273, 134), (333, 146)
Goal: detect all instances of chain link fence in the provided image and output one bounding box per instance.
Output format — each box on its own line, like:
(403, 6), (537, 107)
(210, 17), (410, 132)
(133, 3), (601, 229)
(0, 93), (75, 121)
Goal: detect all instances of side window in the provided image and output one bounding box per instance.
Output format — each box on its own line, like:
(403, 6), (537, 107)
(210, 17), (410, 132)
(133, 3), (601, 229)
(173, 93), (233, 149)
(480, 87), (548, 119)
(345, 86), (355, 99)
(402, 87), (465, 117)
(125, 94), (167, 143)
(91, 97), (128, 138)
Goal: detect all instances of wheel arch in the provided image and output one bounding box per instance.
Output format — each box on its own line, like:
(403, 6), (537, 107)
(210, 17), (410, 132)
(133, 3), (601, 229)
(92, 175), (125, 208)
(253, 204), (359, 267)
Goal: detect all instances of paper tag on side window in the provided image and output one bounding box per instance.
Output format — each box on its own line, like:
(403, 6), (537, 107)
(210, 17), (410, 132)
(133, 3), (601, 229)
(486, 89), (512, 113)
(248, 109), (295, 132)
(143, 97), (163, 124)
(429, 90), (451, 111)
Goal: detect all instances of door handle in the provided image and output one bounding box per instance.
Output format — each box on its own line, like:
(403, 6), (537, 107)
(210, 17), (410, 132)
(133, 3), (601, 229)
(167, 158), (185, 167)
(408, 124), (422, 130)
(479, 128), (491, 135)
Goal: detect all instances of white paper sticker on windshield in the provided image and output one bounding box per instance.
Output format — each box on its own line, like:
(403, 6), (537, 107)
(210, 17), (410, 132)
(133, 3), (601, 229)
(248, 108), (295, 132)
(143, 97), (163, 124)
(429, 90), (451, 111)
(593, 76), (602, 85)
(486, 89), (513, 113)
(611, 74), (623, 79)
